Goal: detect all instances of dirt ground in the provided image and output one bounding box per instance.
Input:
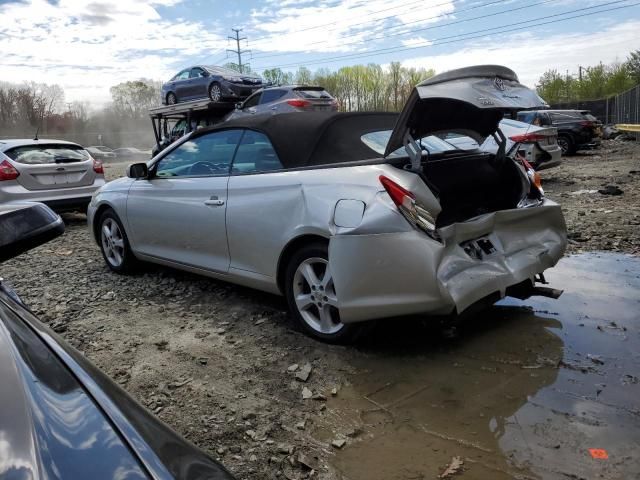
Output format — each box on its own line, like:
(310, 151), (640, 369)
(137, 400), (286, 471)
(2, 139), (639, 479)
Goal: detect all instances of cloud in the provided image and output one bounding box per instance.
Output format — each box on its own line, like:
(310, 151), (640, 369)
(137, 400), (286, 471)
(398, 19), (640, 88)
(0, 0), (226, 105)
(248, 0), (454, 53)
(401, 36), (431, 48)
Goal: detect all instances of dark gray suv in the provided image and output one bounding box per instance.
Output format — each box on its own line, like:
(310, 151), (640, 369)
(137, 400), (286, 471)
(225, 85), (338, 120)
(161, 65), (263, 105)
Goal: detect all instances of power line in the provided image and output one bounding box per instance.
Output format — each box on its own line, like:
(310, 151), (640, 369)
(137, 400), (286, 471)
(227, 28), (250, 72)
(253, 1), (638, 71)
(250, 0), (555, 62)
(248, 0), (464, 44)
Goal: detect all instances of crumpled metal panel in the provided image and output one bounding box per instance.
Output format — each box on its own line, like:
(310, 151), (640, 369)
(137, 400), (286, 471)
(330, 200), (567, 323)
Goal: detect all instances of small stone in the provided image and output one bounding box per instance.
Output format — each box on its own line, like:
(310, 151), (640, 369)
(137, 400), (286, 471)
(295, 420), (306, 430)
(295, 363), (312, 382)
(312, 393), (326, 401)
(331, 387), (338, 396)
(331, 439), (346, 449)
(101, 291), (116, 301)
(301, 387), (313, 399)
(197, 357), (208, 365)
(278, 444), (293, 454)
(246, 429), (257, 439)
(297, 452), (319, 471)
(214, 327), (226, 335)
(229, 445), (241, 454)
(242, 411), (257, 421)
(249, 454), (258, 462)
(254, 318), (266, 325)
(287, 363), (299, 372)
(217, 446), (227, 455)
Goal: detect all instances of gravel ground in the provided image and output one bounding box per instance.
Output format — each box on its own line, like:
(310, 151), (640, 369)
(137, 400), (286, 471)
(2, 138), (639, 479)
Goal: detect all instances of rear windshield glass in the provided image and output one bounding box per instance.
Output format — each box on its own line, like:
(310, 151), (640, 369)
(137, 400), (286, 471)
(5, 144), (89, 164)
(296, 89), (333, 99)
(361, 130), (459, 157)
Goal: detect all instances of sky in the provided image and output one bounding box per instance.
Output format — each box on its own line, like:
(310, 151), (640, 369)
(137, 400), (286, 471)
(1, 0), (639, 108)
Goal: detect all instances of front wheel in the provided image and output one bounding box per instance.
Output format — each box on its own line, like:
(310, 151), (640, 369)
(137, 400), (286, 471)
(98, 210), (138, 273)
(284, 243), (359, 343)
(209, 82), (222, 102)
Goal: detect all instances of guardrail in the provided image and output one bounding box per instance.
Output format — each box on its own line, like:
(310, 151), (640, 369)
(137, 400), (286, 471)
(616, 124), (640, 132)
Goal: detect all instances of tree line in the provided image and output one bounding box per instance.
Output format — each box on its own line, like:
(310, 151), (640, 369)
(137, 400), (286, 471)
(2, 50), (639, 147)
(536, 50), (640, 104)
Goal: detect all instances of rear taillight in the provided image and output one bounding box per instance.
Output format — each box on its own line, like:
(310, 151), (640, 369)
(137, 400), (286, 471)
(287, 99), (311, 108)
(379, 175), (439, 240)
(0, 159), (19, 181)
(93, 158), (104, 174)
(510, 133), (546, 144)
(580, 120), (594, 128)
(519, 156), (543, 195)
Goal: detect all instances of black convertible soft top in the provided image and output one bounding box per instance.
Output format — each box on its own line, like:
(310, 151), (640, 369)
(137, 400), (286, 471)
(192, 111), (398, 169)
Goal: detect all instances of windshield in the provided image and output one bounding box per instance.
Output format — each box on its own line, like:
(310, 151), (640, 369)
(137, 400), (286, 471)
(5, 144), (89, 164)
(362, 130), (460, 157)
(205, 66), (258, 78)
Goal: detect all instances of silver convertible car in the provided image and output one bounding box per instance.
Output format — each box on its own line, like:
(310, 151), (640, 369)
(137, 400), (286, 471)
(88, 65), (567, 343)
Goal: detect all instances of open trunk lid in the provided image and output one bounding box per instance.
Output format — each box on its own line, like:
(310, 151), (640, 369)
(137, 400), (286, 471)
(384, 65), (548, 157)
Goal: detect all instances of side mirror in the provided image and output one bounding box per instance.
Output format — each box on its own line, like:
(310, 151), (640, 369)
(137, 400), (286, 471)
(0, 203), (64, 263)
(127, 162), (149, 179)
(235, 102), (242, 110)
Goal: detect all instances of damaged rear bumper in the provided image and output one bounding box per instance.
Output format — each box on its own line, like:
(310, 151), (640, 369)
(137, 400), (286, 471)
(329, 200), (567, 323)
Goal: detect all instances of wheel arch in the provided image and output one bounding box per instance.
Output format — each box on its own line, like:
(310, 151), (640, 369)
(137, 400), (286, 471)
(276, 234), (329, 294)
(92, 203), (120, 244)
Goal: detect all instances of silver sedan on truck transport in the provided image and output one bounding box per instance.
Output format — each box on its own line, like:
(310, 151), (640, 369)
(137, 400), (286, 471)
(1, 139), (105, 211)
(88, 65), (567, 343)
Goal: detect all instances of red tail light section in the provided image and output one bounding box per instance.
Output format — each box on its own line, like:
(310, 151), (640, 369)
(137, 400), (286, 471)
(286, 99), (311, 108)
(0, 159), (19, 181)
(509, 133), (546, 144)
(379, 175), (414, 209)
(379, 175), (440, 240)
(580, 120), (594, 128)
(93, 158), (104, 174)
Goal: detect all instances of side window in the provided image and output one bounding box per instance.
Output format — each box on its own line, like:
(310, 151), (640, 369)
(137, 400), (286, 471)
(155, 130), (242, 178)
(242, 92), (261, 109)
(174, 70), (189, 81)
(190, 67), (205, 78)
(518, 112), (534, 124)
(260, 89), (286, 104)
(232, 131), (283, 174)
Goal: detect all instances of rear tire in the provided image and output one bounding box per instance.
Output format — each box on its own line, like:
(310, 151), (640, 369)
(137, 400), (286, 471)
(284, 242), (359, 343)
(209, 82), (222, 102)
(98, 210), (138, 273)
(557, 135), (575, 156)
(166, 92), (177, 105)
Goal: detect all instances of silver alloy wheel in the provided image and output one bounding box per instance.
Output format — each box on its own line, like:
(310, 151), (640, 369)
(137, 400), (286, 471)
(167, 93), (177, 105)
(209, 84), (221, 102)
(101, 218), (125, 268)
(292, 257), (343, 335)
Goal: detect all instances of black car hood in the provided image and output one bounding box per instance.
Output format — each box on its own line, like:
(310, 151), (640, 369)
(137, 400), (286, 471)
(384, 65), (548, 156)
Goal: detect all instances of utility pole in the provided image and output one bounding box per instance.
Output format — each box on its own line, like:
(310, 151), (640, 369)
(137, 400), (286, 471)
(227, 28), (250, 73)
(578, 65), (585, 82)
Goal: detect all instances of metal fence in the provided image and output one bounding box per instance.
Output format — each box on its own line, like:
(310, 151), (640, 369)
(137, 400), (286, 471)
(552, 84), (640, 126)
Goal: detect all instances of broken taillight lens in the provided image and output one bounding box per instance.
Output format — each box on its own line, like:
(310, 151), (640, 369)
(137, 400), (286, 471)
(379, 175), (440, 240)
(519, 156), (543, 196)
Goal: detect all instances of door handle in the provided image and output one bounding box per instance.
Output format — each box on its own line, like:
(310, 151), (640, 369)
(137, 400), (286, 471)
(204, 199), (225, 206)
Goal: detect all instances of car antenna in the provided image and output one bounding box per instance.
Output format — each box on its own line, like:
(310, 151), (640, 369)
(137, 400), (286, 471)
(33, 125), (39, 141)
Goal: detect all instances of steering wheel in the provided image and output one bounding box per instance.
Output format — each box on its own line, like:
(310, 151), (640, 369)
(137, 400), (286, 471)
(189, 161), (218, 175)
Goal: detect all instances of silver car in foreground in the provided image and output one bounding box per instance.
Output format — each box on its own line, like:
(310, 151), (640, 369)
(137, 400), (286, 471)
(1, 139), (105, 211)
(88, 65), (567, 343)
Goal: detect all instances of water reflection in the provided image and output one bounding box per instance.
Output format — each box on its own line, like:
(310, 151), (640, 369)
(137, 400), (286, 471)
(324, 253), (640, 479)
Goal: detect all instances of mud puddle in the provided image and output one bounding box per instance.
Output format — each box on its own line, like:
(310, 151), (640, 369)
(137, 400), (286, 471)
(318, 253), (640, 479)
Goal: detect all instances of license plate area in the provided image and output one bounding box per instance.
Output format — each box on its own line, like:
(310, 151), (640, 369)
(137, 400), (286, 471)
(461, 236), (497, 260)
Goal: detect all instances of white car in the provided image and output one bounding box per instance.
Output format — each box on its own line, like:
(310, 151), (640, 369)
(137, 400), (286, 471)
(0, 139), (105, 211)
(88, 65), (567, 343)
(446, 119), (561, 170)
